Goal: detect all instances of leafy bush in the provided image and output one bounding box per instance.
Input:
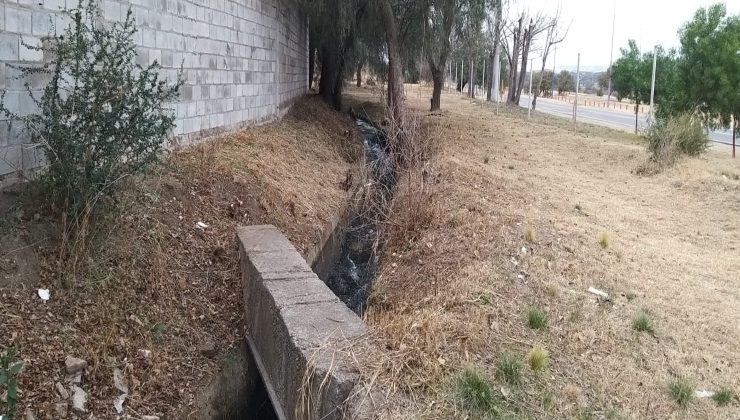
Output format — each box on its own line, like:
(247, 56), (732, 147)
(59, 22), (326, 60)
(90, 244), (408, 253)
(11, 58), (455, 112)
(0, 1), (181, 217)
(0, 348), (23, 420)
(642, 114), (708, 168)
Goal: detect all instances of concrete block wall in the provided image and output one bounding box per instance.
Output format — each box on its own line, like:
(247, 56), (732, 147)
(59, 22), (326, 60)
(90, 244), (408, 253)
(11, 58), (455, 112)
(0, 0), (308, 182)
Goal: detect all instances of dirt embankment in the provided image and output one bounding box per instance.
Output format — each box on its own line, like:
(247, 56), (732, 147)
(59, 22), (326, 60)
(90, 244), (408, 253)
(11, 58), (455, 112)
(0, 96), (361, 419)
(360, 86), (740, 419)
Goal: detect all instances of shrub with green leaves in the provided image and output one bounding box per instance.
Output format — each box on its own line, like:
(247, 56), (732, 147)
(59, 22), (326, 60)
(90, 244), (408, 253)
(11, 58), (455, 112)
(0, 348), (23, 420)
(0, 1), (181, 217)
(643, 113), (708, 167)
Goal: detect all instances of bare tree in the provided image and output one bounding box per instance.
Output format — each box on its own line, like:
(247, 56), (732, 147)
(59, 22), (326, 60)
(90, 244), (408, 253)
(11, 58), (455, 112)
(503, 11), (551, 105)
(532, 12), (569, 110)
(503, 13), (523, 104)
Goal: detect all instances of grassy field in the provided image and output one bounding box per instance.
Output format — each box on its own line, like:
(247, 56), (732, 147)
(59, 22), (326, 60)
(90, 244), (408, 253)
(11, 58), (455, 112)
(356, 86), (739, 419)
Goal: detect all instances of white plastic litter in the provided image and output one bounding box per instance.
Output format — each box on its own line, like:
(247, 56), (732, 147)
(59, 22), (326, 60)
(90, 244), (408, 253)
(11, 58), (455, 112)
(587, 287), (609, 300)
(695, 389), (714, 399)
(38, 289), (50, 301)
(113, 393), (127, 414)
(196, 221), (208, 229)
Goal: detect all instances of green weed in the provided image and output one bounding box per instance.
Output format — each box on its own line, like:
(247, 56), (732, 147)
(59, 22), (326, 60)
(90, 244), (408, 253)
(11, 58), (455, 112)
(527, 306), (548, 330)
(666, 376), (694, 407)
(456, 369), (496, 412)
(712, 387), (735, 406)
(632, 310), (655, 334)
(496, 352), (523, 386)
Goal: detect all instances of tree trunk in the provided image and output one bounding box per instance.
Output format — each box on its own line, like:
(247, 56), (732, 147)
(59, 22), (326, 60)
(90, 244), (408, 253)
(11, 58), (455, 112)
(430, 66), (443, 111)
(469, 59), (474, 98)
(507, 17), (523, 104)
(486, 53), (494, 101)
(491, 1), (502, 102)
(532, 50), (549, 111)
(319, 46), (336, 103)
(378, 0), (405, 130)
(308, 33), (316, 90)
(356, 63), (362, 87)
(515, 30), (531, 105)
(634, 99), (640, 134)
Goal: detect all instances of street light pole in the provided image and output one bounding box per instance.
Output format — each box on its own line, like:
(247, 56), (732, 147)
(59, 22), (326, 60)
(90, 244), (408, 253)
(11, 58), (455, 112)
(528, 58), (533, 120)
(606, 0), (616, 107)
(574, 53), (580, 133)
(649, 45), (657, 123)
(552, 46), (557, 97)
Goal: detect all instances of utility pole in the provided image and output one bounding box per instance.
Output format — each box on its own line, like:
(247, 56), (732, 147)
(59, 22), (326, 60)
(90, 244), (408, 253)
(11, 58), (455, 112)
(732, 115), (736, 159)
(574, 53), (580, 133)
(606, 0), (616, 107)
(552, 46), (557, 97)
(482, 58), (486, 105)
(469, 58), (474, 98)
(492, 0), (502, 102)
(649, 45), (657, 124)
(528, 58), (533, 120)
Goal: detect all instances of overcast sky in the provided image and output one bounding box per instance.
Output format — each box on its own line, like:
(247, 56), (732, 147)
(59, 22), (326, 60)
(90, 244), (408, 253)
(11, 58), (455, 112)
(514, 0), (740, 72)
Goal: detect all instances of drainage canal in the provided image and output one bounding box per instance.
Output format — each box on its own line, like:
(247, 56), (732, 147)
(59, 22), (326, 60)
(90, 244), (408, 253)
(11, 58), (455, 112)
(216, 117), (393, 419)
(325, 118), (396, 314)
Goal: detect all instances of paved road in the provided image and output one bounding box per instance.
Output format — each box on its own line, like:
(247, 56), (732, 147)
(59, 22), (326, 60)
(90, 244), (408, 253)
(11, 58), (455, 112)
(518, 95), (734, 145)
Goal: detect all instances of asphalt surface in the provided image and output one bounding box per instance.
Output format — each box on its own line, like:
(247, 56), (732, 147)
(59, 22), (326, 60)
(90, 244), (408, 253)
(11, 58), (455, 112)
(518, 94), (734, 145)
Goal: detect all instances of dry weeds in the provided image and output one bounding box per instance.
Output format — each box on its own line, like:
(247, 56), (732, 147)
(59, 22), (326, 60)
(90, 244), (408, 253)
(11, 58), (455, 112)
(0, 96), (360, 418)
(353, 86), (740, 419)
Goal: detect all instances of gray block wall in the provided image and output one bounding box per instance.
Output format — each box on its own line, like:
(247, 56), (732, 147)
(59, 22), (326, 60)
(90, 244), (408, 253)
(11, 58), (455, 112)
(0, 0), (308, 182)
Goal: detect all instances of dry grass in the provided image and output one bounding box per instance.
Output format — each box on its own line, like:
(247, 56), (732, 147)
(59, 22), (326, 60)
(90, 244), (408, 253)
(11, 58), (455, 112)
(0, 95), (360, 418)
(354, 85), (740, 419)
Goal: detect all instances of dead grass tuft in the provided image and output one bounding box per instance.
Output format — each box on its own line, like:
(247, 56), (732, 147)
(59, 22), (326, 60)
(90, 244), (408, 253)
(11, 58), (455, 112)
(524, 226), (535, 243)
(527, 346), (549, 372)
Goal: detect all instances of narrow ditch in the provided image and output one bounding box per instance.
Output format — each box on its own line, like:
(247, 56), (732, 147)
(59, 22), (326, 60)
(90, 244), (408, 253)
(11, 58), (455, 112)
(208, 116), (392, 419)
(325, 117), (396, 314)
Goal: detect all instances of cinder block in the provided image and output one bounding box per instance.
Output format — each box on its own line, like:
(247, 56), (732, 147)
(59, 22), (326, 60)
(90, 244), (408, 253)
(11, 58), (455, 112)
(0, 34), (20, 61)
(141, 28), (156, 48)
(19, 36), (43, 62)
(5, 7), (32, 34)
(103, 0), (120, 22)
